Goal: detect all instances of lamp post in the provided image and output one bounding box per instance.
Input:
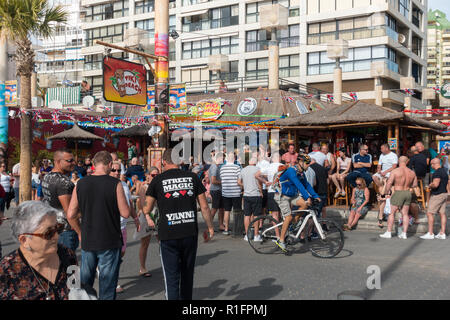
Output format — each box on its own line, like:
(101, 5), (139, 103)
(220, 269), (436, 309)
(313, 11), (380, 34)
(371, 61), (388, 107)
(327, 39), (348, 105)
(208, 54), (229, 93)
(259, 4), (288, 90)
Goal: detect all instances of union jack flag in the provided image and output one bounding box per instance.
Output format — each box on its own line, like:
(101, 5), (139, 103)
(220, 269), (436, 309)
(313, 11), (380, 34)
(263, 97), (272, 104)
(96, 116), (104, 123)
(32, 111), (42, 121)
(403, 89), (415, 95)
(51, 113), (59, 125)
(349, 92), (358, 101)
(327, 94), (334, 102)
(283, 96), (295, 103)
(432, 86), (440, 93)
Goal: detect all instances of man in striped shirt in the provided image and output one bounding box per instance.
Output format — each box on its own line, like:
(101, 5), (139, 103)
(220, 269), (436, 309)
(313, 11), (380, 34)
(220, 152), (243, 235)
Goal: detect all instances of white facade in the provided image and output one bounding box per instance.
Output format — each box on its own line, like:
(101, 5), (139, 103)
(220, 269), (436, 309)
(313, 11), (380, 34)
(80, 0), (427, 109)
(36, 0), (85, 87)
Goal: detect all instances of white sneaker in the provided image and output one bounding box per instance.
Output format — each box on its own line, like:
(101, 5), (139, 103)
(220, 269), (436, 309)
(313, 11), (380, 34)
(420, 233), (435, 240)
(243, 235), (248, 241)
(253, 235), (262, 242)
(379, 231), (392, 239)
(435, 233), (446, 240)
(398, 232), (407, 240)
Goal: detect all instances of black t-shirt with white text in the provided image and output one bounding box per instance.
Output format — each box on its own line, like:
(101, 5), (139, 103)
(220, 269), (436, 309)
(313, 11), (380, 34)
(42, 172), (74, 230)
(146, 168), (206, 241)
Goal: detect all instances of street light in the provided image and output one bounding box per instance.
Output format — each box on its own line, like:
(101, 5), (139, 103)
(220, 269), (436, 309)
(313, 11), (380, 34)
(327, 39), (349, 105)
(259, 3), (288, 90)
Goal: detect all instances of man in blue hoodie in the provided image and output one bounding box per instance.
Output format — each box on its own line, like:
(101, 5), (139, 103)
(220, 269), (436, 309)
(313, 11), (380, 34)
(274, 154), (321, 252)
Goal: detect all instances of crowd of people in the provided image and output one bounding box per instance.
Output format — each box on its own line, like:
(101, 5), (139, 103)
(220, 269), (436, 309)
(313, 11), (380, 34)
(0, 137), (449, 300)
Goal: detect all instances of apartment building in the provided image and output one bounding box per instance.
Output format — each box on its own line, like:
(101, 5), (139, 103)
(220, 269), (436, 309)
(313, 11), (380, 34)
(427, 9), (450, 107)
(36, 0), (85, 88)
(80, 0), (427, 110)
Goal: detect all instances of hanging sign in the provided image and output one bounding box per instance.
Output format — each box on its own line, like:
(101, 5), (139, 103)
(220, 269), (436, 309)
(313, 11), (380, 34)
(169, 84), (187, 114)
(388, 138), (398, 150)
(237, 98), (257, 116)
(189, 99), (224, 122)
(441, 82), (450, 99)
(103, 56), (147, 106)
(5, 80), (17, 106)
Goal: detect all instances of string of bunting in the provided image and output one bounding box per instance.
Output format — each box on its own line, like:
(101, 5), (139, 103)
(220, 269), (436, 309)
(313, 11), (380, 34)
(403, 109), (450, 115)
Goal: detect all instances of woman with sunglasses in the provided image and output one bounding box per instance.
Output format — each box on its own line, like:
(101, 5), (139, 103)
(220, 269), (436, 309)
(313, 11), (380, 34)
(135, 168), (160, 277)
(343, 177), (370, 231)
(0, 201), (78, 300)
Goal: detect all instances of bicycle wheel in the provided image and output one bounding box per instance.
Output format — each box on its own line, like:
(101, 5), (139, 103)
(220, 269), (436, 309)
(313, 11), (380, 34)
(247, 215), (282, 254)
(308, 218), (344, 258)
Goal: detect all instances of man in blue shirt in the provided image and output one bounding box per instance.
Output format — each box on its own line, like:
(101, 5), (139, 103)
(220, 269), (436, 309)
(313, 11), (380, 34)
(274, 154), (320, 252)
(346, 144), (373, 188)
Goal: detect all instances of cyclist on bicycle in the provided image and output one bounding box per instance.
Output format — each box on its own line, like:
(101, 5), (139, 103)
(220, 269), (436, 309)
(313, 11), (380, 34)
(274, 154), (321, 252)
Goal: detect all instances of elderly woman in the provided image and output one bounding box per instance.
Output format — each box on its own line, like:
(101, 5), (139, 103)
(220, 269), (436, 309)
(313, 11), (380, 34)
(0, 201), (77, 300)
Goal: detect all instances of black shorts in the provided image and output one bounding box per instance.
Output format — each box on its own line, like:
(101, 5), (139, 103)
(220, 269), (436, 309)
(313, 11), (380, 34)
(243, 196), (263, 217)
(267, 192), (280, 212)
(210, 190), (223, 209)
(261, 190), (268, 208)
(223, 196), (242, 212)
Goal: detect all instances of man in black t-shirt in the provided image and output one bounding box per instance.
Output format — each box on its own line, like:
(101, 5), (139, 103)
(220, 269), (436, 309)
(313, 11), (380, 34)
(41, 149), (77, 251)
(408, 146), (427, 180)
(415, 142), (431, 185)
(143, 148), (214, 300)
(421, 158), (449, 240)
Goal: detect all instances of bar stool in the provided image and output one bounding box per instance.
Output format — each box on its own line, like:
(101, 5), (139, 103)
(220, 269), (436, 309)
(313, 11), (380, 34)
(416, 179), (426, 209)
(334, 181), (349, 207)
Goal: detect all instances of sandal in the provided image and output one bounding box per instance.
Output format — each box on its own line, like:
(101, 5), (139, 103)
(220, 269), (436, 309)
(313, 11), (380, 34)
(378, 219), (384, 228)
(139, 270), (152, 277)
(342, 224), (350, 231)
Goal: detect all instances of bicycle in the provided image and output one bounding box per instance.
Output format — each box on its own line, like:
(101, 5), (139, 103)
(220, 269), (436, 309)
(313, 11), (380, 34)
(247, 199), (344, 258)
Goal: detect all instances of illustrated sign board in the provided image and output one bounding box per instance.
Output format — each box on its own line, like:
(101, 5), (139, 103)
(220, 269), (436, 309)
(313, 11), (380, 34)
(103, 56), (147, 106)
(388, 138), (398, 150)
(441, 82), (450, 99)
(438, 140), (450, 153)
(237, 98), (257, 116)
(5, 80), (17, 106)
(142, 84), (187, 115)
(189, 99), (224, 122)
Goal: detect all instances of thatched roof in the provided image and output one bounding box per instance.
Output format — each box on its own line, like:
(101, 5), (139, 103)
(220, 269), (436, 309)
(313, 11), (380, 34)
(274, 101), (447, 132)
(48, 123), (103, 140)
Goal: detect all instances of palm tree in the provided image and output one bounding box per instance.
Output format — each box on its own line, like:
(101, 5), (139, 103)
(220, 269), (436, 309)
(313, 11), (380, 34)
(0, 0), (67, 202)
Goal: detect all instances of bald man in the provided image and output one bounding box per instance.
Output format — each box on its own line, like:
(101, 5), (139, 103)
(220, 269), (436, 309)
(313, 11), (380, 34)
(380, 156), (417, 239)
(420, 158), (449, 240)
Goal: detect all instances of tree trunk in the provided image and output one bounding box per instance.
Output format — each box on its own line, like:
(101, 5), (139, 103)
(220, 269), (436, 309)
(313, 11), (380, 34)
(19, 75), (32, 203)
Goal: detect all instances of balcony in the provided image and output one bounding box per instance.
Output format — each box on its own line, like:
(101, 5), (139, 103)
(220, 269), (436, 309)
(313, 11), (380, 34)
(412, 16), (420, 29)
(182, 16), (239, 32)
(307, 26), (398, 45)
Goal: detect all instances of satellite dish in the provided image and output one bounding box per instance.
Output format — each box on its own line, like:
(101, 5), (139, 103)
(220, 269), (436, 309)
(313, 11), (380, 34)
(398, 34), (406, 44)
(83, 96), (95, 108)
(48, 100), (63, 109)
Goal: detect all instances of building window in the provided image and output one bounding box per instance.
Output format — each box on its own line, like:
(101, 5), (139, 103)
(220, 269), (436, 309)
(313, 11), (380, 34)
(85, 23), (128, 47)
(279, 55), (299, 78)
(182, 36), (239, 59)
(84, 0), (129, 22)
(135, 0), (154, 14)
(182, 0), (209, 5)
(182, 5), (238, 32)
(279, 24), (300, 48)
(308, 14), (399, 45)
(308, 45), (399, 75)
(246, 58), (268, 79)
(246, 30), (270, 52)
(135, 19), (154, 33)
(210, 61), (239, 82)
(84, 52), (129, 71)
(398, 0), (410, 18)
(246, 0), (299, 23)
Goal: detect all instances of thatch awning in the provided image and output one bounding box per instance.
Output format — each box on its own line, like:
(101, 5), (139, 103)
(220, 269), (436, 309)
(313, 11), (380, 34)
(274, 101), (447, 132)
(48, 123), (103, 140)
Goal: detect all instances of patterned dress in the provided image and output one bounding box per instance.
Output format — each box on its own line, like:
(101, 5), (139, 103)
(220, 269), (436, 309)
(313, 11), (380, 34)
(0, 245), (78, 300)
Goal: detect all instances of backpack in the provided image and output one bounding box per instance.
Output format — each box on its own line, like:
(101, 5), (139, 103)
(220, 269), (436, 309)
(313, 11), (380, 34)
(272, 164), (289, 194)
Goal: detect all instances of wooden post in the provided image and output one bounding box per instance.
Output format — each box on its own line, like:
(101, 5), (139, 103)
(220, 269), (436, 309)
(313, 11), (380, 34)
(395, 124), (400, 155)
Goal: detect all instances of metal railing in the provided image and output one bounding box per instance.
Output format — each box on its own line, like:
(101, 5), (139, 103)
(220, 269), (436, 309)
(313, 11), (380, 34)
(307, 25), (398, 45)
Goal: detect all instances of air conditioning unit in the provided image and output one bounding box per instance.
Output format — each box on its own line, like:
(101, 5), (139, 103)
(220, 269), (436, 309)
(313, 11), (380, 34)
(398, 34), (407, 44)
(169, 1), (176, 9)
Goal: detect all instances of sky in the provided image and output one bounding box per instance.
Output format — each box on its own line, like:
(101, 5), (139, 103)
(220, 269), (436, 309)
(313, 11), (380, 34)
(429, 0), (450, 18)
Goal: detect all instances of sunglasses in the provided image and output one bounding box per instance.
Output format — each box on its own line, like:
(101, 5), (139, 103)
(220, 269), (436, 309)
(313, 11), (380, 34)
(22, 223), (65, 240)
(64, 159), (75, 163)
(150, 173), (157, 177)
(111, 169), (119, 173)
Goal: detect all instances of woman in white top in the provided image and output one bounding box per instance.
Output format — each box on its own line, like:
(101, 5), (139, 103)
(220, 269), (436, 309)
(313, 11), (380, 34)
(31, 162), (41, 201)
(0, 163), (10, 194)
(331, 148), (352, 198)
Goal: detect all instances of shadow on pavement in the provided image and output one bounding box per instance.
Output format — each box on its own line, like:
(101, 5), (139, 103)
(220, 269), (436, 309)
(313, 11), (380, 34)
(195, 279), (228, 300)
(225, 278), (283, 300)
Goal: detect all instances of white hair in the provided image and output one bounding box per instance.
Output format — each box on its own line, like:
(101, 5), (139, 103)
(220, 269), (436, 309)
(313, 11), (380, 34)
(11, 201), (62, 242)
